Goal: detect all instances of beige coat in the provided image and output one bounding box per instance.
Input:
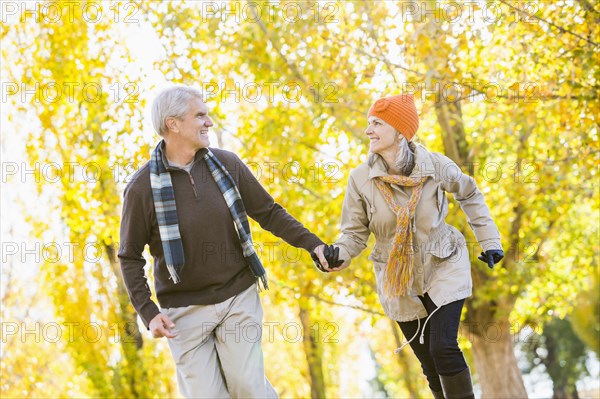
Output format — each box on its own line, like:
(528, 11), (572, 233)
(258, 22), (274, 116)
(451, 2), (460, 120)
(335, 144), (502, 322)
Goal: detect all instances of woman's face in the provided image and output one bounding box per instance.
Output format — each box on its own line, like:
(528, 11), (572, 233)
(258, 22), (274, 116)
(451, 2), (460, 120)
(365, 116), (401, 155)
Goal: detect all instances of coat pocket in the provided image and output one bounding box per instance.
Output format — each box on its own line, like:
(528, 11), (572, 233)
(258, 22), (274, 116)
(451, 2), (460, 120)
(427, 224), (458, 261)
(369, 247), (388, 264)
(431, 236), (458, 260)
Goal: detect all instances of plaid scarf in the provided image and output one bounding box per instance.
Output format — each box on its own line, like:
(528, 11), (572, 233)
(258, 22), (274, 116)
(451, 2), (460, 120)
(149, 141), (268, 290)
(374, 175), (427, 298)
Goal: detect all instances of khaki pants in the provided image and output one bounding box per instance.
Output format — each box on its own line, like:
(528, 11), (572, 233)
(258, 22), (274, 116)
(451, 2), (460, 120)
(161, 284), (278, 399)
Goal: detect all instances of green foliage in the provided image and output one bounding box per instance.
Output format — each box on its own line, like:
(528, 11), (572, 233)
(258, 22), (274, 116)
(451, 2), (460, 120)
(521, 317), (590, 398)
(571, 272), (600, 356)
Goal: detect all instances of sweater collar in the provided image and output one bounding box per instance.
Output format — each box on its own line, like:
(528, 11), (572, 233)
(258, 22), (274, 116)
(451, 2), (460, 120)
(159, 140), (209, 171)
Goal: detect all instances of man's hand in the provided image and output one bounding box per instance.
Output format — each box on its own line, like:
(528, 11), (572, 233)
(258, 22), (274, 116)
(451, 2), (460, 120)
(311, 244), (330, 272)
(149, 313), (178, 339)
(478, 249), (504, 269)
(311, 244), (344, 272)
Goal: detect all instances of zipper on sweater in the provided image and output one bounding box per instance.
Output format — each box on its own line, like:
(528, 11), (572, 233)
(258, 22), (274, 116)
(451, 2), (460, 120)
(188, 172), (199, 199)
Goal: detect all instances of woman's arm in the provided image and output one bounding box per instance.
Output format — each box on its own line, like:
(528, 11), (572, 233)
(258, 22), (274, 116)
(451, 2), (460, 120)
(334, 172), (372, 266)
(434, 153), (503, 252)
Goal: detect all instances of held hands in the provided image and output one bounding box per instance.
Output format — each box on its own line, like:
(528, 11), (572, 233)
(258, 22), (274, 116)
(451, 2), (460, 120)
(478, 249), (504, 269)
(311, 244), (344, 272)
(149, 313), (178, 339)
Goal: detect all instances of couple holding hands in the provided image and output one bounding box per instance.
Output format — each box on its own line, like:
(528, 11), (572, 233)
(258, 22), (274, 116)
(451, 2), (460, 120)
(119, 85), (503, 399)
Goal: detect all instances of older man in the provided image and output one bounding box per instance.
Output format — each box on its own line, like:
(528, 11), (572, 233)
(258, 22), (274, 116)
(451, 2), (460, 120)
(118, 86), (336, 398)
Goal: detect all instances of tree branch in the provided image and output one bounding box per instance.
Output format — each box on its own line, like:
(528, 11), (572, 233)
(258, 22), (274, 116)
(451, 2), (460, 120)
(331, 21), (599, 105)
(498, 0), (599, 47)
(247, 2), (307, 86)
(364, 2), (400, 86)
(272, 278), (385, 316)
(576, 0), (600, 14)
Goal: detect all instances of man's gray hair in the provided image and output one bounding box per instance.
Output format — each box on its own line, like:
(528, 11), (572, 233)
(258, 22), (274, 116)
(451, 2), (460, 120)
(151, 86), (203, 136)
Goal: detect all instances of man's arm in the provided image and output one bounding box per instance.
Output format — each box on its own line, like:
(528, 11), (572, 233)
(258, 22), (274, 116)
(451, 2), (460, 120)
(118, 186), (161, 330)
(230, 153), (325, 253)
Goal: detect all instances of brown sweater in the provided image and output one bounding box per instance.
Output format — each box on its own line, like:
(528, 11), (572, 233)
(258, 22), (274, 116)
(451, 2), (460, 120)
(118, 147), (324, 329)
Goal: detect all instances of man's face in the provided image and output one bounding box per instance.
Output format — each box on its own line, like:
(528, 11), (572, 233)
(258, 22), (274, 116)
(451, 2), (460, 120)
(174, 98), (213, 149)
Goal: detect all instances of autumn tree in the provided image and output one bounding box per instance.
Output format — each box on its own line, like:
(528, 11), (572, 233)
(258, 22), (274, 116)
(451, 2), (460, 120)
(3, 1), (598, 398)
(3, 2), (176, 397)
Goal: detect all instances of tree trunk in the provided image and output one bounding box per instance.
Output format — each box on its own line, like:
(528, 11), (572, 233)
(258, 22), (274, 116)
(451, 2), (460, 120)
(434, 98), (472, 168)
(435, 98), (528, 398)
(544, 328), (580, 399)
(299, 305), (327, 399)
(106, 243), (149, 398)
(468, 318), (528, 398)
(106, 243), (144, 350)
(428, 92), (527, 398)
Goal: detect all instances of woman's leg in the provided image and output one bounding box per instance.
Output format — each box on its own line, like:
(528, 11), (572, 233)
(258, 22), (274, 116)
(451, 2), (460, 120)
(397, 318), (443, 393)
(420, 294), (468, 376)
(421, 294), (473, 399)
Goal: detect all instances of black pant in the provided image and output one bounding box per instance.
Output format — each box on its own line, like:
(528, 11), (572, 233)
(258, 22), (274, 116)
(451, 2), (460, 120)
(397, 294), (468, 392)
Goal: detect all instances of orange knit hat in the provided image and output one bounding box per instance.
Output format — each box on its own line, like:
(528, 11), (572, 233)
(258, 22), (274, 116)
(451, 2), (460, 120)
(368, 94), (420, 141)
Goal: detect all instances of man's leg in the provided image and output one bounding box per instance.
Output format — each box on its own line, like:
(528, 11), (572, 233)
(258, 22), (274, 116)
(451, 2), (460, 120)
(161, 305), (230, 398)
(215, 284), (278, 399)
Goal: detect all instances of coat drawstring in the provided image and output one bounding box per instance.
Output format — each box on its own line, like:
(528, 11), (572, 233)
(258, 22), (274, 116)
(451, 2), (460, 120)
(394, 305), (443, 353)
(419, 306), (441, 344)
(370, 179), (376, 215)
(394, 315), (420, 354)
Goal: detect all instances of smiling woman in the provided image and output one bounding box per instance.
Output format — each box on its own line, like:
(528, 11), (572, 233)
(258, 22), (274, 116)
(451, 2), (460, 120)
(365, 116), (398, 159)
(326, 94), (504, 399)
(366, 96), (420, 176)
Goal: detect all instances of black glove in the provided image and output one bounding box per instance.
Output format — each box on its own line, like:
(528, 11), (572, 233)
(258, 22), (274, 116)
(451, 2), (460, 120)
(478, 249), (504, 269)
(311, 245), (343, 272)
(325, 245), (344, 268)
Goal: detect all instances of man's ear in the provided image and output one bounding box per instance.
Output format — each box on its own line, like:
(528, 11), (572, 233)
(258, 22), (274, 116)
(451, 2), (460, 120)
(166, 116), (179, 133)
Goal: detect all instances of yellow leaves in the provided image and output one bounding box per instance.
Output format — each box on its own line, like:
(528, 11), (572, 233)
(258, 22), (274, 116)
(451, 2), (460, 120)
(2, 0), (597, 395)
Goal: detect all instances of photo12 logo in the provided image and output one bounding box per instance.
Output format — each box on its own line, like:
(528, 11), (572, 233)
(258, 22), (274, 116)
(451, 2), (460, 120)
(197, 1), (339, 24)
(198, 81), (339, 104)
(0, 1), (340, 25)
(397, 1), (539, 24)
(1, 1), (139, 24)
(2, 82), (139, 104)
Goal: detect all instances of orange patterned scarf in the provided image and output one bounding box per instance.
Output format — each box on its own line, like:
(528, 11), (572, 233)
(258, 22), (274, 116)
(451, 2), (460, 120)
(374, 175), (427, 298)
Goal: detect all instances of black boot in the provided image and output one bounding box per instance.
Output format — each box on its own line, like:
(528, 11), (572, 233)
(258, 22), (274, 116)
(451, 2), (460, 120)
(439, 368), (475, 399)
(431, 389), (445, 399)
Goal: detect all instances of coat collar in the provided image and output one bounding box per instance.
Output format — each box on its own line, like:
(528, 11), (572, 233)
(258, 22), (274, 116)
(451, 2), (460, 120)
(368, 144), (436, 180)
